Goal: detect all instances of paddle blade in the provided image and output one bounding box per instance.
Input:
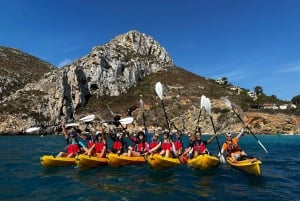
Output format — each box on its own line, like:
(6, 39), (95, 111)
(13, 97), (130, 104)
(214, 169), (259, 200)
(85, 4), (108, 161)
(200, 95), (206, 109)
(203, 97), (212, 115)
(26, 127), (41, 133)
(220, 97), (232, 109)
(140, 99), (144, 112)
(119, 117), (134, 124)
(79, 114), (95, 122)
(65, 123), (79, 127)
(217, 152), (226, 164)
(155, 82), (163, 100)
(258, 140), (269, 154)
(219, 155), (226, 164)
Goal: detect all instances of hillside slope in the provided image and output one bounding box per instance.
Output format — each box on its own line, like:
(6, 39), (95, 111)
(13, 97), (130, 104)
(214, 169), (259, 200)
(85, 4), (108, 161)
(0, 46), (54, 101)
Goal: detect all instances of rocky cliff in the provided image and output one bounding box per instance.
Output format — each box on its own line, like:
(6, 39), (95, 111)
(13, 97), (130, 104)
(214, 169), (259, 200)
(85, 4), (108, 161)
(0, 30), (299, 135)
(0, 30), (174, 132)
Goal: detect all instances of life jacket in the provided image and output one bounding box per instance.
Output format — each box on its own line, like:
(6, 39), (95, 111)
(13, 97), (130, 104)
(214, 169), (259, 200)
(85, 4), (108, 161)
(173, 140), (182, 150)
(149, 141), (159, 149)
(67, 144), (79, 154)
(95, 142), (105, 153)
(226, 140), (242, 156)
(112, 141), (123, 151)
(193, 141), (207, 154)
(87, 141), (94, 148)
(161, 142), (172, 151)
(134, 141), (145, 152)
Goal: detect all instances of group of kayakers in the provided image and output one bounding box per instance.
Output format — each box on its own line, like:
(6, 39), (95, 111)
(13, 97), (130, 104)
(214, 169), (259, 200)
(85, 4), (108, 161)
(56, 120), (250, 164)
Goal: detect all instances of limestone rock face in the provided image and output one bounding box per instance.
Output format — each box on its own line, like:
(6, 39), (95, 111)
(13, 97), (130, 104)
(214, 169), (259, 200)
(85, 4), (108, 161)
(5, 30), (173, 127)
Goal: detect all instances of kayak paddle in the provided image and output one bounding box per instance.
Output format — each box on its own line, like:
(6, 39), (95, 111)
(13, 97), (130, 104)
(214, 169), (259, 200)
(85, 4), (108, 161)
(220, 97), (268, 154)
(155, 82), (170, 131)
(203, 96), (226, 164)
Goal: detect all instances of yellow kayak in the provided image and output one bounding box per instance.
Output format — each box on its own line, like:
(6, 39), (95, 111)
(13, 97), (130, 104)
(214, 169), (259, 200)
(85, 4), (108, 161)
(40, 155), (76, 167)
(226, 156), (262, 176)
(147, 154), (181, 170)
(107, 153), (146, 167)
(75, 154), (108, 169)
(187, 154), (219, 170)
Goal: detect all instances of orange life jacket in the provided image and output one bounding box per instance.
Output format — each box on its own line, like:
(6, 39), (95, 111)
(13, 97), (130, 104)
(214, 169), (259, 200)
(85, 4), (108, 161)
(226, 140), (242, 156)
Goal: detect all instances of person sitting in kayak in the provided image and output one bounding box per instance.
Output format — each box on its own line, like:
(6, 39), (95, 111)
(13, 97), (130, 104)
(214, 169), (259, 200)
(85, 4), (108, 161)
(86, 126), (107, 158)
(56, 123), (87, 158)
(194, 128), (216, 156)
(148, 130), (173, 158)
(219, 125), (247, 162)
(181, 129), (216, 159)
(127, 130), (149, 157)
(149, 132), (160, 153)
(109, 131), (128, 155)
(172, 130), (183, 156)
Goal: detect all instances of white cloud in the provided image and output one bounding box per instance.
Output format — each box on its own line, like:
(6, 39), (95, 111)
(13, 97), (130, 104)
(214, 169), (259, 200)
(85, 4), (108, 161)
(57, 59), (72, 68)
(275, 61), (300, 73)
(276, 65), (300, 73)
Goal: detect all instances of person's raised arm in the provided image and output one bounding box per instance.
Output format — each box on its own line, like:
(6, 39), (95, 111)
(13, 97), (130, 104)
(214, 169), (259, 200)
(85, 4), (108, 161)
(236, 125), (246, 139)
(207, 133), (217, 144)
(61, 122), (69, 144)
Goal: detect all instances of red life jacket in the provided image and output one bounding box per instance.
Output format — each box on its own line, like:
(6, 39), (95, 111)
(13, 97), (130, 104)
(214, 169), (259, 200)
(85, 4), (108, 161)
(161, 142), (172, 151)
(95, 142), (105, 153)
(193, 142), (206, 154)
(173, 140), (182, 150)
(134, 142), (145, 152)
(87, 141), (94, 148)
(112, 141), (123, 151)
(149, 141), (159, 149)
(67, 144), (79, 154)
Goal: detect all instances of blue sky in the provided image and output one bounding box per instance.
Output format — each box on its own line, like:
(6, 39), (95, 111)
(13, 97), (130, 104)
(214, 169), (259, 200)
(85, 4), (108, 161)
(1, 0), (300, 101)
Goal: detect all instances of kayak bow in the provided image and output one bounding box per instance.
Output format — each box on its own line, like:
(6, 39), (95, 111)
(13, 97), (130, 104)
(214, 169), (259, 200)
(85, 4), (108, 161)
(40, 155), (75, 167)
(226, 156), (262, 175)
(147, 154), (181, 170)
(187, 154), (219, 170)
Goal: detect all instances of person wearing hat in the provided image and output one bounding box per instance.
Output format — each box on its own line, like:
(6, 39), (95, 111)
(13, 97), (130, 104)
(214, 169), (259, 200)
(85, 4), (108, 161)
(56, 122), (87, 158)
(109, 130), (129, 155)
(85, 125), (107, 158)
(149, 131), (160, 152)
(219, 125), (247, 162)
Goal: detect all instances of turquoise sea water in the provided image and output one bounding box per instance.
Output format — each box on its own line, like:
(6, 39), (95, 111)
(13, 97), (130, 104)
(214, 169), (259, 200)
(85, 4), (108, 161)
(0, 134), (299, 201)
